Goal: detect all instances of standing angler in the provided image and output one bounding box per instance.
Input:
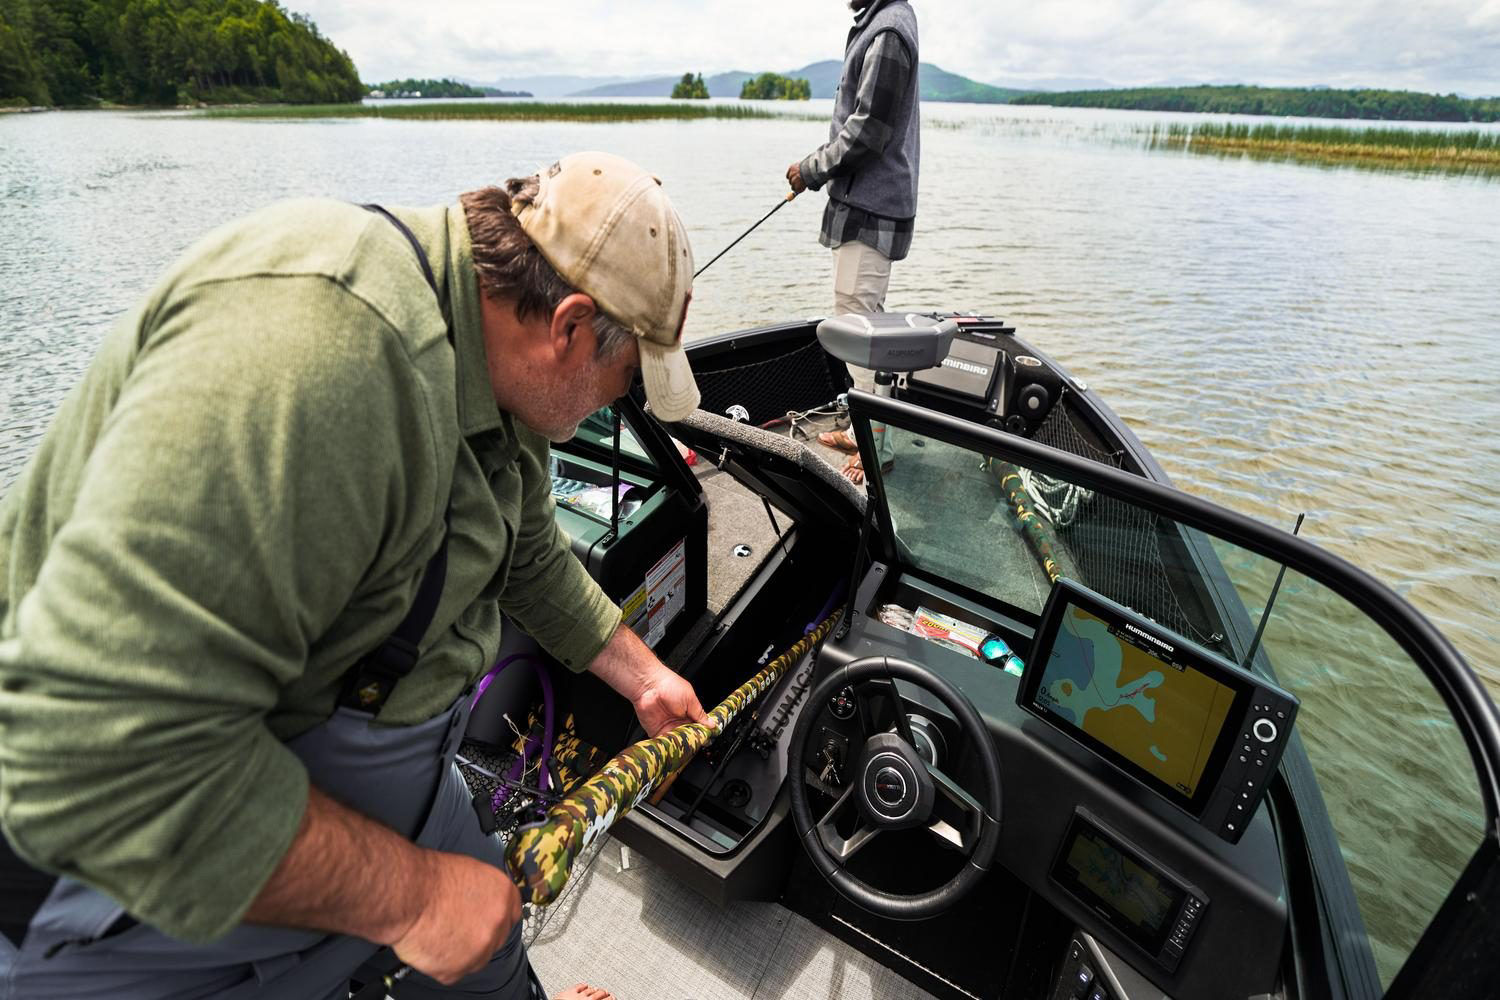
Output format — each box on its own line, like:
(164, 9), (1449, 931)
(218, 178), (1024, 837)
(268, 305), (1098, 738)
(788, 0), (921, 484)
(0, 151), (706, 999)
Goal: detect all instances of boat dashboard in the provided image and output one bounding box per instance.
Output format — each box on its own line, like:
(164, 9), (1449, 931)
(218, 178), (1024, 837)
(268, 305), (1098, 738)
(810, 563), (1290, 999)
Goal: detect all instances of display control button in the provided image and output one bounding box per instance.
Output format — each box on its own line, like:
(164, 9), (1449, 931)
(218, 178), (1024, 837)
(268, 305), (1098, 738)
(1253, 718), (1278, 742)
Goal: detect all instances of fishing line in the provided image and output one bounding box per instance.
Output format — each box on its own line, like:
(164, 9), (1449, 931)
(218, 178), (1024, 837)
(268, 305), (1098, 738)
(694, 190), (799, 279)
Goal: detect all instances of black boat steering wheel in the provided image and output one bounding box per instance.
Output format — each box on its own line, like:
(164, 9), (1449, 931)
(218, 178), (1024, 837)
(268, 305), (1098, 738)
(787, 655), (1003, 920)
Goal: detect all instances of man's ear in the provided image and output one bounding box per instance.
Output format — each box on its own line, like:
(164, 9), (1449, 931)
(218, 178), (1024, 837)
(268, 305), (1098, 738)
(548, 293), (598, 363)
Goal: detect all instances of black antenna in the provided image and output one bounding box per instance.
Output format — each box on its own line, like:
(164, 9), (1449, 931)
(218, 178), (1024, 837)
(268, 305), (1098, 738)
(835, 501), (876, 642)
(1241, 513), (1306, 672)
(606, 407), (623, 545)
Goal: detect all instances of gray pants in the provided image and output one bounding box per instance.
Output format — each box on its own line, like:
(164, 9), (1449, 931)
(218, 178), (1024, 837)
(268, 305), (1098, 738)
(1, 695), (539, 1000)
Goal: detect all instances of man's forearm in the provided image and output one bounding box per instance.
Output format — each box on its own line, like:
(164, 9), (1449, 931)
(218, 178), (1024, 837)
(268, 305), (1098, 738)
(244, 785), (429, 945)
(244, 784), (522, 985)
(585, 622), (657, 703)
(587, 622), (709, 738)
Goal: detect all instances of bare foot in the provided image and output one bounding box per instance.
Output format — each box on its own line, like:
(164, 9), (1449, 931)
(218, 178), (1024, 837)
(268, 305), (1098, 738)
(554, 985), (614, 1000)
(840, 454), (893, 485)
(817, 428), (859, 453)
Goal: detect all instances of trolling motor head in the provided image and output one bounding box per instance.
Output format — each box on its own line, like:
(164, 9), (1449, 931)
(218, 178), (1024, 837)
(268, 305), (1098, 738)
(816, 313), (958, 372)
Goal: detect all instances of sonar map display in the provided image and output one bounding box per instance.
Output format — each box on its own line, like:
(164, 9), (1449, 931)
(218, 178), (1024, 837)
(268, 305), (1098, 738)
(1036, 604), (1236, 798)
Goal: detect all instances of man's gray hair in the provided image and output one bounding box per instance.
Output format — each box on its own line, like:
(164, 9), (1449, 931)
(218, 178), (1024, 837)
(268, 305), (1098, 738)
(461, 177), (637, 361)
(502, 176), (636, 361)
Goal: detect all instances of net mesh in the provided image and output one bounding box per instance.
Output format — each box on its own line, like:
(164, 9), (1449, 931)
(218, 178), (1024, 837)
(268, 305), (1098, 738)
(693, 339), (845, 427)
(1032, 398), (1229, 653)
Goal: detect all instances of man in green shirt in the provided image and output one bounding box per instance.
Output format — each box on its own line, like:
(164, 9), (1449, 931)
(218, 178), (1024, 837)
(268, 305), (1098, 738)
(0, 151), (705, 998)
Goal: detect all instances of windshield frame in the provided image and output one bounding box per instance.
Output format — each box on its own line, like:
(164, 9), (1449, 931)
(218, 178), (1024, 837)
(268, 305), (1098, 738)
(849, 387), (1500, 830)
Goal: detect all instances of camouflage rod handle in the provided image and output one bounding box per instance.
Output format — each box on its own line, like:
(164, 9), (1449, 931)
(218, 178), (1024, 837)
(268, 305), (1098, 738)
(505, 610), (841, 906)
(992, 461), (1080, 584)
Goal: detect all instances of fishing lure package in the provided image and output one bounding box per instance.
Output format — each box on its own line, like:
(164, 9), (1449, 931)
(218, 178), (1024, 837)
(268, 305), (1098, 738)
(877, 603), (1025, 677)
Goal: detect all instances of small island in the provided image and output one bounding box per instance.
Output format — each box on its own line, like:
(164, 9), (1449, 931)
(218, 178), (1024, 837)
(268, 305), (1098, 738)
(740, 72), (811, 101)
(367, 78), (531, 99)
(671, 73), (710, 100)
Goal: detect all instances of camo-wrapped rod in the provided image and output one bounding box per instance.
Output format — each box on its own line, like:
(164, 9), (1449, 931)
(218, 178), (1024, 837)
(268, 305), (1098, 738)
(505, 610), (841, 906)
(992, 460), (1080, 584)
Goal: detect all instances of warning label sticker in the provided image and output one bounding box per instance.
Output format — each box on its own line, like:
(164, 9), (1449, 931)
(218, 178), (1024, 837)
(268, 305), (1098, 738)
(623, 538), (687, 648)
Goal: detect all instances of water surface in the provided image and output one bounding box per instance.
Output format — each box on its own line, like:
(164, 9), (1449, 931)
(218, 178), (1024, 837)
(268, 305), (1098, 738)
(3, 101), (1497, 984)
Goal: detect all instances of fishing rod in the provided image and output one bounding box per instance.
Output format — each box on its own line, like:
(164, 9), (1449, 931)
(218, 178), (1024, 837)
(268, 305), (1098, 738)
(354, 610), (842, 997)
(693, 189), (799, 279)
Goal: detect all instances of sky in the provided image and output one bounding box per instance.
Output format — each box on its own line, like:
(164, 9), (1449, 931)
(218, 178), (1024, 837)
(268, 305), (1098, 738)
(293, 0), (1500, 97)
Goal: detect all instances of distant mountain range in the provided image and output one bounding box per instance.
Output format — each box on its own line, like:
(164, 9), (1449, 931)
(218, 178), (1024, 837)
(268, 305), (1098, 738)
(491, 62), (1025, 104)
(467, 71), (1500, 110)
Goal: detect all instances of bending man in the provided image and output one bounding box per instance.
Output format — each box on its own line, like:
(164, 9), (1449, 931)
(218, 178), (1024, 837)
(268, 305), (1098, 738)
(0, 152), (705, 999)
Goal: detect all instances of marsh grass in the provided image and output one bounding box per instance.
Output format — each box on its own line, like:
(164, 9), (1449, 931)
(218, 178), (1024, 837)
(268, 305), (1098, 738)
(199, 101), (817, 123)
(1150, 121), (1500, 173)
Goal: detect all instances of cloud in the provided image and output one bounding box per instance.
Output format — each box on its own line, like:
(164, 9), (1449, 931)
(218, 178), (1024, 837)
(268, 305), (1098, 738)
(289, 0), (1500, 95)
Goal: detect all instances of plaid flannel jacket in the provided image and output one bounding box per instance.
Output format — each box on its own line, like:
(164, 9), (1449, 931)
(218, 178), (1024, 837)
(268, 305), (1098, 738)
(799, 29), (915, 262)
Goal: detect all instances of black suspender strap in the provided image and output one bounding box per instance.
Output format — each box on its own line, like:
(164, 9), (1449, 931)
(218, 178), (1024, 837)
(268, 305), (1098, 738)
(338, 204), (456, 712)
(362, 203), (443, 306)
(338, 506), (452, 711)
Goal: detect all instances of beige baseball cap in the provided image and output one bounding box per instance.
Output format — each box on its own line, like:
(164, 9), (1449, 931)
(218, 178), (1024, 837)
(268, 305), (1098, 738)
(511, 151), (700, 422)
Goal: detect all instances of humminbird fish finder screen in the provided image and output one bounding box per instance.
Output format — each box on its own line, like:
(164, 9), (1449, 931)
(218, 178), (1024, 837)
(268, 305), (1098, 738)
(1020, 579), (1298, 842)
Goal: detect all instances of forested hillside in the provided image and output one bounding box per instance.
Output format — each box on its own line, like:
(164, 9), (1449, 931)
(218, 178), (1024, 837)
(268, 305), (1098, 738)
(1011, 85), (1500, 123)
(0, 0), (363, 107)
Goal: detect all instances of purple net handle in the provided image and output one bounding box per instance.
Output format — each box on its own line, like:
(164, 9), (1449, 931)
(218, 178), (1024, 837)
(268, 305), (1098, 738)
(471, 652), (535, 711)
(470, 652), (560, 809)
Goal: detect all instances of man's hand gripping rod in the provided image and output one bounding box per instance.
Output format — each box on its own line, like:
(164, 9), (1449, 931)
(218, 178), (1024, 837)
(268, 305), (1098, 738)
(356, 611), (840, 996)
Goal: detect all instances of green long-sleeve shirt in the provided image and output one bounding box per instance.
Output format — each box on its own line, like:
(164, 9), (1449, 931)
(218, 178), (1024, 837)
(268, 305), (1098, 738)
(0, 199), (622, 943)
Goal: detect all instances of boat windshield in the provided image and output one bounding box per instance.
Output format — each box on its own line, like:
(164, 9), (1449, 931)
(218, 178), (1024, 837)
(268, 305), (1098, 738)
(572, 406), (654, 467)
(875, 417), (1486, 988)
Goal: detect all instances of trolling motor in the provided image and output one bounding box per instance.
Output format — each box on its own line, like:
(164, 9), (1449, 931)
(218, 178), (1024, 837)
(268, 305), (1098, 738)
(815, 312), (959, 373)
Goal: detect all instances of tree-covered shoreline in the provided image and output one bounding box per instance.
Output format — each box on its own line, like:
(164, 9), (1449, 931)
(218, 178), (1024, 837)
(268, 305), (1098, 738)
(740, 72), (810, 101)
(0, 0), (363, 108)
(366, 78), (530, 99)
(1012, 84), (1500, 123)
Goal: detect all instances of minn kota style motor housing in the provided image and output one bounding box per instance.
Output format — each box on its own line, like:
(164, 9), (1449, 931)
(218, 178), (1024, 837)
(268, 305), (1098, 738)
(815, 312), (1060, 434)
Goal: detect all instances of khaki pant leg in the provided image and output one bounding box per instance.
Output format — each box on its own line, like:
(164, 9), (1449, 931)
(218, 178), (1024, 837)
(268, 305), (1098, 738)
(831, 241), (896, 466)
(832, 240), (893, 315)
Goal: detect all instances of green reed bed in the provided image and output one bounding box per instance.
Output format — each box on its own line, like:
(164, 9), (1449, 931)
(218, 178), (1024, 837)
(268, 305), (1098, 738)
(199, 101), (811, 123)
(1150, 121), (1500, 172)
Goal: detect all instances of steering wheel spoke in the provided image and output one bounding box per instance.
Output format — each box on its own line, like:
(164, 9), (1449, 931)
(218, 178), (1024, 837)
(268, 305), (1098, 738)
(788, 656), (1004, 919)
(927, 763), (984, 852)
(851, 676), (917, 747)
(816, 783), (882, 861)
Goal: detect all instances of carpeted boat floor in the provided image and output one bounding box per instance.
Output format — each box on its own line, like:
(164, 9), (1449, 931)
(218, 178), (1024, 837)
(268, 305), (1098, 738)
(526, 836), (936, 1000)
